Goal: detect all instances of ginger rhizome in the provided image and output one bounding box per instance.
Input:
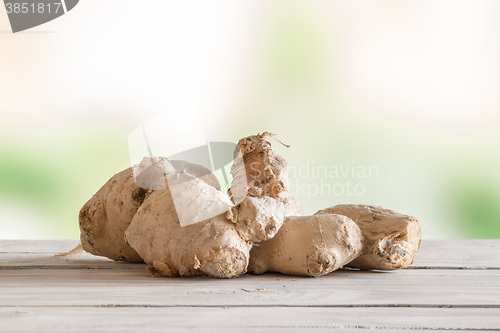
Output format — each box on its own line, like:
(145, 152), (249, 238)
(75, 131), (422, 278)
(126, 156), (289, 278)
(229, 132), (301, 221)
(315, 204), (421, 270)
(230, 132), (290, 202)
(233, 133), (365, 277)
(79, 151), (288, 278)
(249, 214), (363, 277)
(79, 158), (220, 263)
(125, 171), (251, 278)
(79, 167), (147, 262)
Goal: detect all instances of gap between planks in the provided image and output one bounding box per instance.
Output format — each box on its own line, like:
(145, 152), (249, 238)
(2, 265), (500, 270)
(3, 239), (500, 270)
(1, 306), (499, 332)
(2, 304), (500, 309)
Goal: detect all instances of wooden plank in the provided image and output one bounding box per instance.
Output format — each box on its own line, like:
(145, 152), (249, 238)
(0, 307), (498, 332)
(1, 240), (498, 332)
(0, 253), (145, 270)
(0, 240), (79, 253)
(0, 269), (499, 307)
(413, 239), (500, 269)
(1, 240), (500, 269)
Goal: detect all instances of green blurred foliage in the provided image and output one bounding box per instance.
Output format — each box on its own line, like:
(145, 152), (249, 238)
(0, 155), (60, 205)
(2, 0), (500, 240)
(264, 0), (329, 92)
(446, 182), (500, 238)
(0, 123), (131, 238)
(225, 0), (500, 239)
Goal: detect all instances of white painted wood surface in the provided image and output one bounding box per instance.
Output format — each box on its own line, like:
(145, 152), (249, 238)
(0, 240), (499, 332)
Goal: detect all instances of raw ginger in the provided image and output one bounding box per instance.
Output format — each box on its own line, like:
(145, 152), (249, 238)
(77, 146), (288, 278)
(78, 157), (220, 262)
(232, 133), (420, 275)
(74, 131), (421, 279)
(315, 204), (421, 270)
(230, 132), (291, 202)
(125, 160), (286, 278)
(248, 214), (363, 277)
(229, 132), (301, 220)
(231, 133), (365, 277)
(125, 187), (251, 278)
(227, 196), (285, 243)
(79, 167), (148, 262)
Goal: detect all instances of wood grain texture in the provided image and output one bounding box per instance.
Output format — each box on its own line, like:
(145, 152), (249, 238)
(1, 240), (499, 269)
(0, 253), (144, 270)
(0, 307), (499, 332)
(0, 240), (80, 253)
(0, 240), (499, 332)
(412, 239), (500, 269)
(1, 269), (499, 307)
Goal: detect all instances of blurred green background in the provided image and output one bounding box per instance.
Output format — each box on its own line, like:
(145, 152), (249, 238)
(1, 0), (499, 239)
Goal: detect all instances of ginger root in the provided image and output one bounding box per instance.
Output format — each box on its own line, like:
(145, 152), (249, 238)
(125, 161), (285, 278)
(125, 188), (251, 278)
(79, 168), (146, 262)
(248, 214), (363, 277)
(75, 131), (421, 279)
(78, 158), (219, 262)
(230, 132), (290, 202)
(229, 132), (300, 224)
(315, 204), (421, 270)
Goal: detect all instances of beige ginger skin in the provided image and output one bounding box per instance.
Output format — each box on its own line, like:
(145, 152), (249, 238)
(78, 142), (288, 278)
(248, 214), (363, 277)
(315, 204), (421, 270)
(78, 159), (220, 262)
(77, 131), (421, 278)
(284, 197), (304, 217)
(230, 132), (291, 202)
(125, 166), (285, 278)
(125, 188), (251, 278)
(122, 134), (293, 278)
(227, 196), (285, 243)
(79, 168), (146, 262)
(229, 132), (300, 221)
(234, 133), (365, 277)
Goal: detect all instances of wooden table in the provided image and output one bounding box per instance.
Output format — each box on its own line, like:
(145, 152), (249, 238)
(1, 240), (499, 332)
